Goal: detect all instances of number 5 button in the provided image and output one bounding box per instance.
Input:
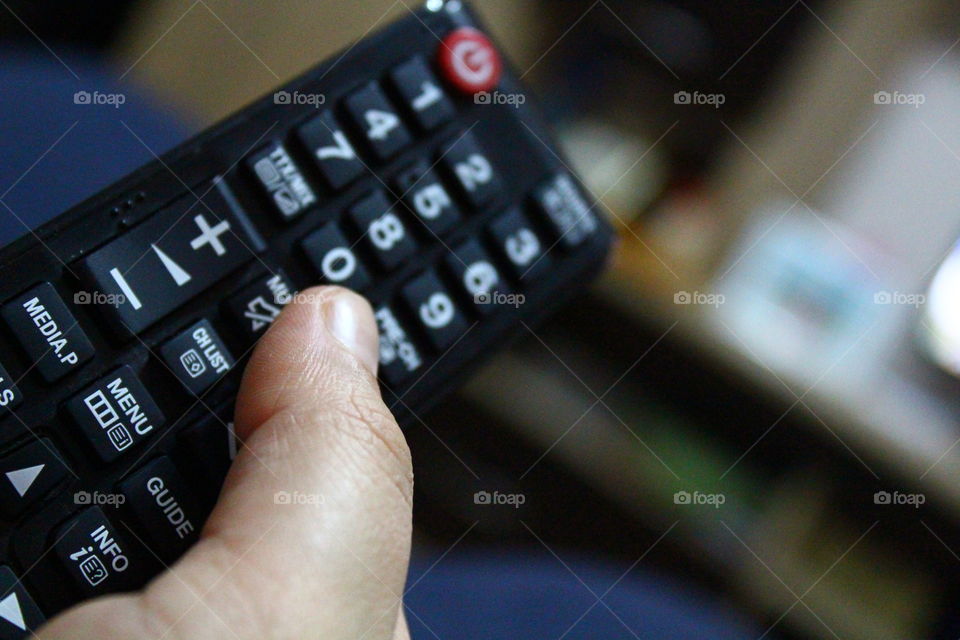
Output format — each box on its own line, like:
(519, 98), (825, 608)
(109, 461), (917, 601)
(402, 270), (468, 350)
(344, 82), (412, 161)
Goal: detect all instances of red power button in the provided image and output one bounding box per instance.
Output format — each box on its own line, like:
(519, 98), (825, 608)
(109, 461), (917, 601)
(437, 27), (503, 95)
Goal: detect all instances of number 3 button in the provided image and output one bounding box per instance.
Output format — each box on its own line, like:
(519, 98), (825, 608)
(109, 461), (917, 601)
(489, 208), (552, 281)
(402, 270), (468, 350)
(344, 82), (412, 161)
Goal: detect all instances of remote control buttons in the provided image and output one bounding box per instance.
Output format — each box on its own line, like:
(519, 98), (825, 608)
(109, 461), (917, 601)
(402, 270), (469, 351)
(246, 143), (317, 221)
(394, 163), (461, 236)
(441, 132), (501, 209)
(55, 507), (146, 596)
(532, 173), (599, 248)
(223, 270), (294, 342)
(0, 361), (22, 412)
(1, 283), (94, 383)
(489, 208), (552, 281)
(297, 110), (366, 190)
(77, 179), (265, 335)
(302, 224), (372, 290)
(118, 457), (200, 563)
(390, 57), (455, 131)
(344, 83), (412, 161)
(0, 439), (68, 517)
(438, 27), (502, 95)
(348, 191), (418, 271)
(374, 306), (423, 386)
(0, 566), (45, 637)
(446, 240), (508, 315)
(65, 366), (165, 463)
(160, 320), (235, 396)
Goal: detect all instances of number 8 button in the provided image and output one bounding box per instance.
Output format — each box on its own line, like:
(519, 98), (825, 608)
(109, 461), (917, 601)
(348, 191), (418, 271)
(402, 270), (468, 350)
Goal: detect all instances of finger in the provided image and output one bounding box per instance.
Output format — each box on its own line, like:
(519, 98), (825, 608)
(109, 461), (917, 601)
(38, 286), (413, 640)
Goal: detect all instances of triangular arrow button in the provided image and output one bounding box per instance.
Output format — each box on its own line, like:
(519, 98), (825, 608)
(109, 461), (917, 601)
(5, 464), (44, 498)
(0, 592), (24, 631)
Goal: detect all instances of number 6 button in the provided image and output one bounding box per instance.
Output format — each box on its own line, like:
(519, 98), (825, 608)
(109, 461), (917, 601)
(348, 191), (417, 271)
(344, 82), (412, 161)
(402, 270), (468, 350)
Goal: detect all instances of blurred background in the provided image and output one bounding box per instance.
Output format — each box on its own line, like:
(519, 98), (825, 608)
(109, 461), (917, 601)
(5, 0), (960, 637)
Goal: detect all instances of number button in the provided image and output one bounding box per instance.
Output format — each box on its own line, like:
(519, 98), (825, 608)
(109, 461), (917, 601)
(389, 57), (455, 131)
(344, 83), (412, 161)
(394, 163), (461, 236)
(296, 110), (365, 190)
(446, 240), (509, 315)
(489, 208), (552, 281)
(401, 270), (469, 350)
(440, 132), (501, 208)
(301, 224), (371, 291)
(347, 191), (417, 271)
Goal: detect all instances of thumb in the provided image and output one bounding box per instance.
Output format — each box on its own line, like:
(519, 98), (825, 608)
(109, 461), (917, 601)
(38, 286), (413, 640)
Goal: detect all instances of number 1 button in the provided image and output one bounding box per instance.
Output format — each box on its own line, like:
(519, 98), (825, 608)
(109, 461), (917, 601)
(297, 110), (365, 190)
(402, 270), (468, 351)
(344, 82), (412, 161)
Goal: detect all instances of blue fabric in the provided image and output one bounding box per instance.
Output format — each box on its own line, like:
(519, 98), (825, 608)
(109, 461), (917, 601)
(405, 549), (759, 639)
(0, 47), (192, 248)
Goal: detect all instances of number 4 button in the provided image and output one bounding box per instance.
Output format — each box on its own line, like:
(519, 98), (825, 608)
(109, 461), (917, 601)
(344, 82), (412, 161)
(402, 270), (469, 351)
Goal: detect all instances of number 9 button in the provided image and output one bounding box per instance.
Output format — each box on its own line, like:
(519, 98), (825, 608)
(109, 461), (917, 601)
(402, 270), (468, 350)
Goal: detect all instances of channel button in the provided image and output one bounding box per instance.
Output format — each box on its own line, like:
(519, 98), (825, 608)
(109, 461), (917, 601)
(160, 320), (234, 395)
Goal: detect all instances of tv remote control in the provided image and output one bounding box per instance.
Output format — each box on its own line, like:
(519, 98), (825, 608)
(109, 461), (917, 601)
(0, 0), (613, 632)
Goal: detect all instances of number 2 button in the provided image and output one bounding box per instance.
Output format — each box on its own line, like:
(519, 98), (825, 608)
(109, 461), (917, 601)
(402, 270), (468, 350)
(344, 83), (412, 161)
(348, 191), (417, 271)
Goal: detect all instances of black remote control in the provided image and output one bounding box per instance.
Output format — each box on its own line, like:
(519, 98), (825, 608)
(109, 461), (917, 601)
(0, 1), (613, 632)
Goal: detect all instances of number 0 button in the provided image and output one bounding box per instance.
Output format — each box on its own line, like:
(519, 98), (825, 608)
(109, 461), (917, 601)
(344, 82), (412, 161)
(402, 270), (468, 351)
(302, 223), (371, 291)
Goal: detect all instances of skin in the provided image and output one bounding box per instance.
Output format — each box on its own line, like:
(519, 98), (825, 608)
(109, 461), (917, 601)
(37, 286), (413, 640)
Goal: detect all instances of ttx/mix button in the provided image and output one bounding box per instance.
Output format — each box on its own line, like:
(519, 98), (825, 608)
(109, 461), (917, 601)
(77, 178), (265, 335)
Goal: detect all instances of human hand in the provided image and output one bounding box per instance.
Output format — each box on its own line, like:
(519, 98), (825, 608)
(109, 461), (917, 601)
(37, 287), (413, 639)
